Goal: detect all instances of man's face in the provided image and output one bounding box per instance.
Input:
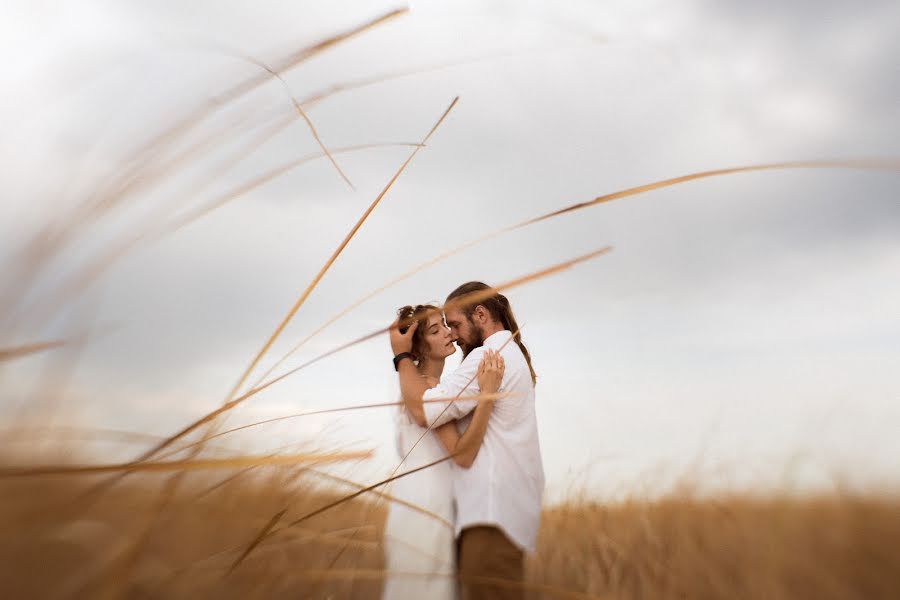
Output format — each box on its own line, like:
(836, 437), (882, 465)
(444, 307), (484, 358)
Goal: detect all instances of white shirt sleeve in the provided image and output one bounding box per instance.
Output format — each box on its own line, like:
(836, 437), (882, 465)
(422, 347), (484, 428)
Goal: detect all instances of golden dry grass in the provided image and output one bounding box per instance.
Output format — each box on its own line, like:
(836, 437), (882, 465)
(1, 463), (898, 599)
(0, 465), (387, 599)
(531, 493), (900, 600)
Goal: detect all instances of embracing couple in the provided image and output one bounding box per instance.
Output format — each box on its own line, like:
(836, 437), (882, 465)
(383, 281), (544, 600)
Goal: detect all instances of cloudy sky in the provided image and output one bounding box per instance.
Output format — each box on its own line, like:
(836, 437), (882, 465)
(1, 0), (898, 498)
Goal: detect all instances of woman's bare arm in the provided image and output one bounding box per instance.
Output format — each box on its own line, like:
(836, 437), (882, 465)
(434, 350), (504, 468)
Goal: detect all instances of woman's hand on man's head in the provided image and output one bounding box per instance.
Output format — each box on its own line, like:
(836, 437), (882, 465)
(389, 317), (417, 355)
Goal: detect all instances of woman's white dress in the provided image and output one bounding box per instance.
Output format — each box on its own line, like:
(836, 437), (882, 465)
(382, 403), (457, 600)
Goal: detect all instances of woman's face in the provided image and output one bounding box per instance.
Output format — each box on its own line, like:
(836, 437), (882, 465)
(420, 313), (455, 360)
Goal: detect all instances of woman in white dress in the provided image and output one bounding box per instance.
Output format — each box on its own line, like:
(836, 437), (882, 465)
(383, 304), (503, 600)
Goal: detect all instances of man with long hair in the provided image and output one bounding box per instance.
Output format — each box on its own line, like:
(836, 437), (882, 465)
(390, 282), (544, 600)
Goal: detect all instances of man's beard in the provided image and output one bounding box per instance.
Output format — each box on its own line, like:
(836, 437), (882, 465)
(459, 320), (485, 359)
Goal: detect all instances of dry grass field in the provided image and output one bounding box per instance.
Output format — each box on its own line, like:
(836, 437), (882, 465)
(0, 464), (387, 599)
(0, 462), (898, 599)
(531, 492), (900, 600)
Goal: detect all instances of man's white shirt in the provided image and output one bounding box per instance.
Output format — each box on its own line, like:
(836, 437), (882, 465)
(422, 330), (545, 552)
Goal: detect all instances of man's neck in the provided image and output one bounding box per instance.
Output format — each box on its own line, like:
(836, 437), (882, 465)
(481, 321), (506, 340)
